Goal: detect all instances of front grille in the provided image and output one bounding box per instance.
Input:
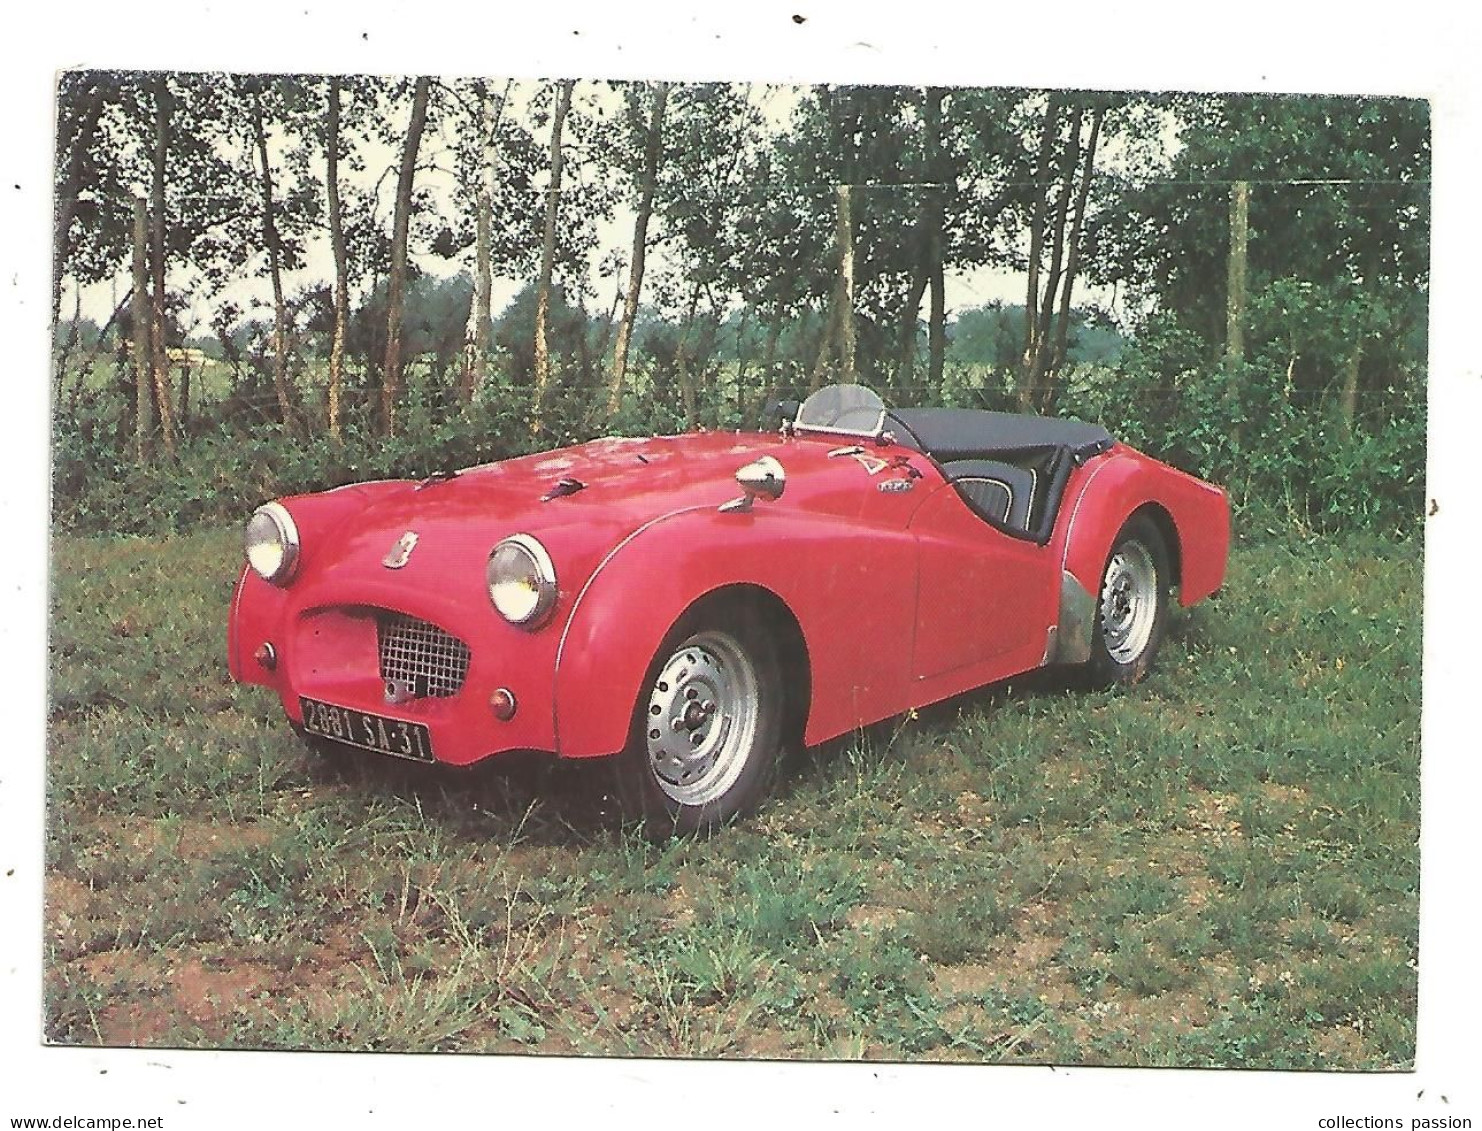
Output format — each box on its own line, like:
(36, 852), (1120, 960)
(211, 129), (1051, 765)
(377, 612), (471, 699)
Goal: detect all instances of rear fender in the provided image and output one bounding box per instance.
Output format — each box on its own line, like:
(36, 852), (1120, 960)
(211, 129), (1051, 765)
(1054, 451), (1230, 652)
(552, 507), (918, 758)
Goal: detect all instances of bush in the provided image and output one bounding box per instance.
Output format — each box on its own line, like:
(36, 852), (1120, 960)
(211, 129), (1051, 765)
(1060, 318), (1424, 538)
(52, 333), (1424, 540)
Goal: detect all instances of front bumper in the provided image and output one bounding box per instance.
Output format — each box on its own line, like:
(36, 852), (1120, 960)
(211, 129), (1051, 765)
(229, 567), (560, 766)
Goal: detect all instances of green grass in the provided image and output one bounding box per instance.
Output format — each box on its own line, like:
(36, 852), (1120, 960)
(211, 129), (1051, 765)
(44, 525), (1421, 1066)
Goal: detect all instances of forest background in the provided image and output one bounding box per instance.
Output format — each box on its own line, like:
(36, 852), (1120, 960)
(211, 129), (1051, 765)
(51, 74), (1429, 538)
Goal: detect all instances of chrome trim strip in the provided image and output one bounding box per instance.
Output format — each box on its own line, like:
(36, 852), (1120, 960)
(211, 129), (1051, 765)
(1059, 454), (1118, 576)
(793, 408), (888, 442)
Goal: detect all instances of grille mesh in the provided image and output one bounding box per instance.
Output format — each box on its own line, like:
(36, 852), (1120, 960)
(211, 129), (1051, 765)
(377, 612), (471, 698)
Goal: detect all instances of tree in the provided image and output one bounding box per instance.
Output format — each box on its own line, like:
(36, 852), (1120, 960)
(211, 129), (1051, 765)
(380, 76), (433, 436)
(1103, 93), (1430, 425)
(325, 76), (350, 439)
(235, 75), (322, 433)
(146, 74), (178, 456)
(531, 79), (574, 431)
(607, 81), (670, 414)
(1018, 94), (1108, 413)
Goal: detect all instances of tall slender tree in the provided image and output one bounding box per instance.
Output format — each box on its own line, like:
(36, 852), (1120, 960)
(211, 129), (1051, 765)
(380, 76), (432, 436)
(532, 78), (574, 431)
(607, 81), (670, 414)
(148, 74), (177, 456)
(239, 76), (298, 432)
(325, 76), (350, 440)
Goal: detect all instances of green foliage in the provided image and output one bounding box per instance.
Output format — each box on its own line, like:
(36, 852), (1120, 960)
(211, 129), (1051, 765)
(1060, 312), (1425, 536)
(52, 80), (1428, 542)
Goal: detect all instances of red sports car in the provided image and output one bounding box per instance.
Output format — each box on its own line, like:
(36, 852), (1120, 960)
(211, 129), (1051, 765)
(228, 384), (1229, 833)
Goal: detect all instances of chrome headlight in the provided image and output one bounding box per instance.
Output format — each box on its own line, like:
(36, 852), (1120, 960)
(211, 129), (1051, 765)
(245, 502), (300, 585)
(487, 534), (558, 628)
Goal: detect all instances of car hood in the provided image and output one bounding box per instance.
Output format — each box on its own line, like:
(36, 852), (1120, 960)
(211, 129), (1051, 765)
(296, 430), (909, 591)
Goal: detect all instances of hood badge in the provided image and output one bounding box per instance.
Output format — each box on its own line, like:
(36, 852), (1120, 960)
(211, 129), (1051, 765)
(382, 531), (420, 569)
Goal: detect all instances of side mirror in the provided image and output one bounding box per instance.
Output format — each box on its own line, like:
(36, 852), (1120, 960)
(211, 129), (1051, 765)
(719, 456), (786, 513)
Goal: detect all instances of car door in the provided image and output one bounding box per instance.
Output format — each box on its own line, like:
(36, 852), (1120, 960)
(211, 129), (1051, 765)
(907, 479), (1058, 683)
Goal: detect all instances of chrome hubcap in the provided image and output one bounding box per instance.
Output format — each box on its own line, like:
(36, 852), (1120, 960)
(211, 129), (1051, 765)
(1100, 540), (1158, 665)
(645, 630), (759, 806)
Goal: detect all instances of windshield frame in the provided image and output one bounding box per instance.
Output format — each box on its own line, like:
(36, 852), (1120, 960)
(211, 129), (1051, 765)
(790, 384), (891, 442)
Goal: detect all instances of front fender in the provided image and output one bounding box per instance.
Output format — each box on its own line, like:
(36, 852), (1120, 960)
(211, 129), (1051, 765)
(551, 506), (919, 758)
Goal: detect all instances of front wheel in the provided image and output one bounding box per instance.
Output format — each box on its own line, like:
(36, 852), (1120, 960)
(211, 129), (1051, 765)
(1088, 514), (1170, 686)
(618, 614), (785, 836)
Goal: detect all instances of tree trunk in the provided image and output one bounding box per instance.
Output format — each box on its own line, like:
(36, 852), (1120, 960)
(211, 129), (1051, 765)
(532, 79), (574, 434)
(923, 88), (947, 391)
(928, 244), (945, 390)
(894, 259), (929, 392)
(734, 304), (753, 414)
(178, 359), (192, 430)
(463, 80), (510, 407)
(808, 292), (837, 394)
(464, 182), (492, 406)
(835, 182), (856, 383)
(608, 82), (670, 415)
(1225, 179), (1250, 364)
(380, 76), (432, 436)
(675, 283), (701, 422)
(149, 75), (176, 458)
(1339, 346), (1362, 433)
(326, 76), (349, 441)
(1044, 103), (1106, 410)
(1225, 178), (1251, 447)
(1024, 106), (1083, 411)
(53, 289), (83, 403)
(131, 198), (151, 464)
(893, 88), (946, 394)
(1020, 94), (1063, 402)
(53, 88), (106, 323)
(247, 81), (297, 433)
(758, 316), (783, 411)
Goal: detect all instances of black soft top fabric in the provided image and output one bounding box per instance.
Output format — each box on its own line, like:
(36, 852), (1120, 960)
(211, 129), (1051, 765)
(885, 407), (1113, 462)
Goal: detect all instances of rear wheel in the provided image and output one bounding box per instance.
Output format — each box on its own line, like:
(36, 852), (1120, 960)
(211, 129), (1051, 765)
(618, 611), (784, 836)
(1088, 515), (1170, 686)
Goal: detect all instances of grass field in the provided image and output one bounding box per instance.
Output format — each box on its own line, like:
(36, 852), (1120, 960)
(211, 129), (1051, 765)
(44, 524), (1421, 1066)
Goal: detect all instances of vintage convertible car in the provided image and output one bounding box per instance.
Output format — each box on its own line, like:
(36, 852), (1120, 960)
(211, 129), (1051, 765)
(228, 384), (1229, 833)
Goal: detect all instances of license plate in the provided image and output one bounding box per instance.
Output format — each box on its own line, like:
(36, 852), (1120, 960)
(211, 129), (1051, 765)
(300, 697), (435, 763)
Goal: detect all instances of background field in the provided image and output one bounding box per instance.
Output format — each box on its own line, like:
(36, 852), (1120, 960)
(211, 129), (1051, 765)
(45, 524), (1420, 1066)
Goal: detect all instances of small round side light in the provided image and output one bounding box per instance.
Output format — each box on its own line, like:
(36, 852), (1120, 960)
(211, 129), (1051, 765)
(254, 642), (278, 671)
(490, 688), (518, 721)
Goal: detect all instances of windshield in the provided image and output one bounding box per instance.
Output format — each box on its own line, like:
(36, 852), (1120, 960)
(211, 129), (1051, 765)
(793, 383), (887, 438)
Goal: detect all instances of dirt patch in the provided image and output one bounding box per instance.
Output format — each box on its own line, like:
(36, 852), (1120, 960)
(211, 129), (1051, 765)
(1313, 1023), (1371, 1065)
(845, 904), (905, 931)
(1183, 790), (1242, 837)
(104, 814), (275, 861)
(1260, 781), (1310, 806)
(933, 963), (1000, 997)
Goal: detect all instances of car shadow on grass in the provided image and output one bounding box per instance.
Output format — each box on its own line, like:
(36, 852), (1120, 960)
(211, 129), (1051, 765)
(300, 738), (632, 847)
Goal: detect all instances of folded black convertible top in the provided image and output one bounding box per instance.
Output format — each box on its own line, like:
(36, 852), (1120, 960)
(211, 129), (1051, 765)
(886, 407), (1114, 463)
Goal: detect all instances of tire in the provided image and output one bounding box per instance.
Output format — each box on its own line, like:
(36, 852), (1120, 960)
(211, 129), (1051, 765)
(617, 609), (785, 837)
(1088, 514), (1170, 686)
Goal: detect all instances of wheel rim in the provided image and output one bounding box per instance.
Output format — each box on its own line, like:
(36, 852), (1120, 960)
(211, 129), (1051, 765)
(1100, 540), (1159, 666)
(644, 630), (760, 807)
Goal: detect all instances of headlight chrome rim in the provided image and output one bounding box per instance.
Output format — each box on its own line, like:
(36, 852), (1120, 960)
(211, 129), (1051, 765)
(487, 533), (558, 628)
(245, 501), (301, 585)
